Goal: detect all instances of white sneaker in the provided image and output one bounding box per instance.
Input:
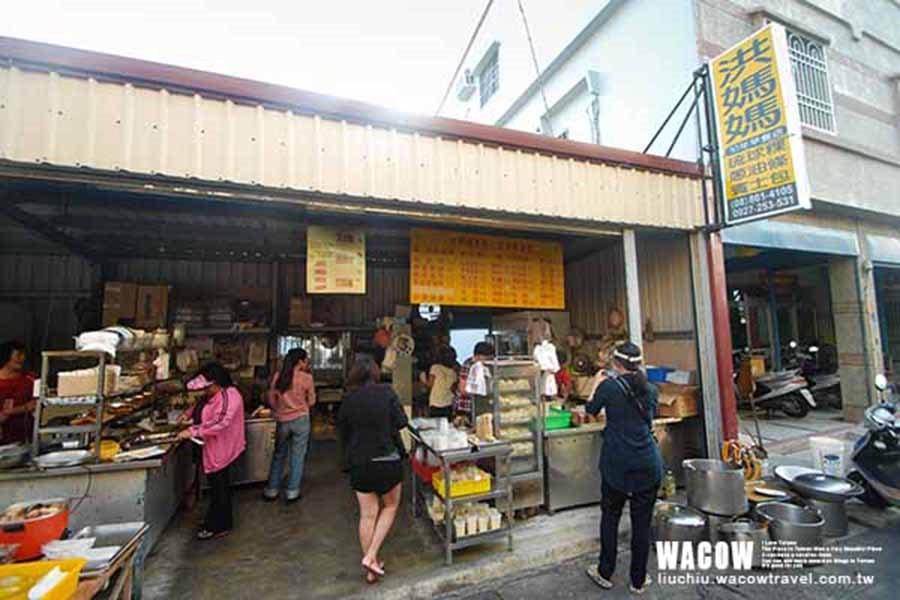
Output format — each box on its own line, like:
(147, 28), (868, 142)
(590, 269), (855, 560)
(585, 565), (614, 589)
(629, 575), (652, 594)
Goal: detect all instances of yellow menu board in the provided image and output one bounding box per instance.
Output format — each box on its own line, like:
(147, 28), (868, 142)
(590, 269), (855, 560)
(306, 226), (366, 294)
(410, 228), (565, 309)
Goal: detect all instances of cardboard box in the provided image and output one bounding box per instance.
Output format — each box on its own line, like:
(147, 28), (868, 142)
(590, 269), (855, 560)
(656, 383), (699, 418)
(665, 369), (698, 386)
(135, 285), (169, 329)
(102, 282), (138, 326)
(57, 366), (120, 397)
(288, 296), (312, 327)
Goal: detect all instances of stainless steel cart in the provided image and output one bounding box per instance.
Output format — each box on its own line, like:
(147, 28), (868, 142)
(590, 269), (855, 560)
(409, 432), (514, 566)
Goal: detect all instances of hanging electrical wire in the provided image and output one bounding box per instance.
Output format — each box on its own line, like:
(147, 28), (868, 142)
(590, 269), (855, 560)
(517, 0), (553, 136)
(435, 0), (495, 115)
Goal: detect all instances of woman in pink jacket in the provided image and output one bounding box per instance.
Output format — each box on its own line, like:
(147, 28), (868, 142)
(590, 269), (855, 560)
(179, 362), (246, 540)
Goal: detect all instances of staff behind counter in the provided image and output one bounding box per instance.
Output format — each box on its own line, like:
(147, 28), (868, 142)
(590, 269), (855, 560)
(0, 340), (36, 445)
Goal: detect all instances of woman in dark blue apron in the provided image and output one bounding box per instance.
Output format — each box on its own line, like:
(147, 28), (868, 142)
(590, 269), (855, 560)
(584, 342), (661, 594)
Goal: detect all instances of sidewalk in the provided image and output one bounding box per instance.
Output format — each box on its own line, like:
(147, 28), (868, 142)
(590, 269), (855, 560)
(440, 519), (900, 600)
(141, 423), (881, 600)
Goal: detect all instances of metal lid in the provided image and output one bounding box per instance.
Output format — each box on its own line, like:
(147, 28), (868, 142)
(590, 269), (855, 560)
(655, 502), (707, 528)
(773, 465), (819, 485)
(792, 473), (864, 501)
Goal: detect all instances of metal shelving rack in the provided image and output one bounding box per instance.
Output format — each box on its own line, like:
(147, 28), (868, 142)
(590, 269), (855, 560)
(489, 359), (545, 508)
(409, 432), (514, 566)
(33, 350), (111, 461)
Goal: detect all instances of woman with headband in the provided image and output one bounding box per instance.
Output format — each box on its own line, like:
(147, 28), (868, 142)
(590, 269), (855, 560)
(178, 362), (246, 540)
(583, 342), (661, 594)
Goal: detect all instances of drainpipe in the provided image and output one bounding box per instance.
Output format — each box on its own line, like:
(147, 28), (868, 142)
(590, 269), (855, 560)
(708, 232), (738, 441)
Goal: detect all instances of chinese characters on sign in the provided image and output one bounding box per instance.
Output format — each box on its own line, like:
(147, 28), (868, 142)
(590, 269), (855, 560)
(710, 24), (810, 225)
(306, 226), (366, 294)
(409, 229), (565, 309)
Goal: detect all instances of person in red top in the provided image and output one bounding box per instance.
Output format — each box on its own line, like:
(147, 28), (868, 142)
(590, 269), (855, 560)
(555, 349), (573, 402)
(0, 341), (36, 445)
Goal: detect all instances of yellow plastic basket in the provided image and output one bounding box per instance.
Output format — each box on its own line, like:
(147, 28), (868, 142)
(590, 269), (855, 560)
(0, 558), (86, 600)
(432, 470), (492, 499)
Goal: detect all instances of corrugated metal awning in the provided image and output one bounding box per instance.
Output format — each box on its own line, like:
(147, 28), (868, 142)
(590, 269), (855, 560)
(868, 234), (900, 267)
(0, 37), (706, 231)
(721, 219), (859, 256)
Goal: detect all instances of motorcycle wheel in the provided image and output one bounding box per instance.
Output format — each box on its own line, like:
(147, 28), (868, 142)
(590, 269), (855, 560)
(847, 470), (888, 509)
(781, 395), (809, 418)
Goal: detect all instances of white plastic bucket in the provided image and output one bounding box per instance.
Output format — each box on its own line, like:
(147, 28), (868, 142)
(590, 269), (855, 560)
(809, 436), (847, 475)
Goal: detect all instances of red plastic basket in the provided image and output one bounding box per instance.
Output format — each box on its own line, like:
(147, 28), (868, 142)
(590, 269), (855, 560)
(411, 456), (439, 483)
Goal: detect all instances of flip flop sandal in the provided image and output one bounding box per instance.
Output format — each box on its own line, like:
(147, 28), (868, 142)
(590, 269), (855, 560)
(197, 529), (230, 541)
(362, 560), (385, 577)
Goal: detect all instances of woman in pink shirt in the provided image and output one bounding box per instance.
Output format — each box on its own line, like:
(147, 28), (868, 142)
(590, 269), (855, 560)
(264, 348), (316, 503)
(178, 362), (246, 540)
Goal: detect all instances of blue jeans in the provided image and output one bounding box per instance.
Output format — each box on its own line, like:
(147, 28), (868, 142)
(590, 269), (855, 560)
(265, 416), (310, 495)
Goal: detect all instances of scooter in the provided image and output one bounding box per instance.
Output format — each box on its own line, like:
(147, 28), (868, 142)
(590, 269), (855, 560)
(733, 349), (816, 418)
(794, 343), (842, 409)
(846, 375), (900, 508)
(752, 369), (817, 418)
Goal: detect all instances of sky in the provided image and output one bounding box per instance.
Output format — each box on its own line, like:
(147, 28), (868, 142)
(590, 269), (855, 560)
(4, 0), (488, 115)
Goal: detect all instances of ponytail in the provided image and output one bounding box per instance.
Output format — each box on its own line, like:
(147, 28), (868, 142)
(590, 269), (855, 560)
(613, 341), (650, 396)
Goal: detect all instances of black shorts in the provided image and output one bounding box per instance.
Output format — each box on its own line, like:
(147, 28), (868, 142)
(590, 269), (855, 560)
(350, 460), (403, 495)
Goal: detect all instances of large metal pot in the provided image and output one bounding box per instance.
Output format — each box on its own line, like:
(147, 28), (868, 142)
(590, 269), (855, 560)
(683, 459), (748, 516)
(755, 501), (824, 547)
(652, 502), (707, 544)
(718, 519), (769, 568)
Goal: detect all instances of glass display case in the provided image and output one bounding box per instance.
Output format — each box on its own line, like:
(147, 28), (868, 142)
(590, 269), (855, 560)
(277, 331), (351, 385)
(489, 359), (544, 508)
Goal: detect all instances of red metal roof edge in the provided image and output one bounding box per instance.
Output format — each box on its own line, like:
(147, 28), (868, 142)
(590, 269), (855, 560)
(0, 36), (702, 179)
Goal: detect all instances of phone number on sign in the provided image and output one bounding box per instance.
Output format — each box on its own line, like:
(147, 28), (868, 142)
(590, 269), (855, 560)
(729, 185), (797, 219)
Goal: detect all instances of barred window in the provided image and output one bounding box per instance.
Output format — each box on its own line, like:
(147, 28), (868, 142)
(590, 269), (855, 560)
(479, 52), (499, 108)
(786, 29), (835, 132)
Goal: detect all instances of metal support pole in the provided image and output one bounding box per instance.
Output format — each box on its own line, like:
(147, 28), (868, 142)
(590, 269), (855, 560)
(665, 80), (703, 158)
(767, 267), (782, 370)
(622, 229), (643, 347)
(708, 233), (738, 440)
(689, 232), (723, 457)
(698, 65), (725, 227)
(643, 79), (696, 154)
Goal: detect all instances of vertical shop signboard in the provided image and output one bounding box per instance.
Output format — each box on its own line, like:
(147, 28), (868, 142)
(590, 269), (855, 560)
(306, 226), (366, 294)
(410, 228), (564, 309)
(710, 23), (810, 225)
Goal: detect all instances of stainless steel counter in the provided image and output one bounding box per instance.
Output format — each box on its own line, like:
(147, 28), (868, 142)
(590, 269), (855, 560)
(230, 417), (276, 485)
(0, 456), (167, 481)
(544, 426), (604, 512)
(0, 442), (192, 552)
(543, 417), (700, 512)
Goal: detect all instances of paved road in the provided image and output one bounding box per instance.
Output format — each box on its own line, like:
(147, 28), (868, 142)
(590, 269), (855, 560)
(439, 524), (900, 600)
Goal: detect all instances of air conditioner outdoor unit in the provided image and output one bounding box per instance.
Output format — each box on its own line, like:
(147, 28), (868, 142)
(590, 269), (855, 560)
(456, 69), (476, 101)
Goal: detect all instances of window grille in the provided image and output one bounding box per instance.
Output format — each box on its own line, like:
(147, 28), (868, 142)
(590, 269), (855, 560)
(479, 53), (499, 108)
(786, 29), (835, 132)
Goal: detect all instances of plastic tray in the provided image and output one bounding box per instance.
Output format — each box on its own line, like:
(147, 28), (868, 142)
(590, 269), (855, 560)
(432, 470), (492, 499)
(540, 407), (572, 431)
(0, 558), (86, 600)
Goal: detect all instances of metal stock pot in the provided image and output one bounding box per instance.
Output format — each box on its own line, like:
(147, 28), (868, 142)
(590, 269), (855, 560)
(683, 459), (749, 516)
(652, 502), (707, 544)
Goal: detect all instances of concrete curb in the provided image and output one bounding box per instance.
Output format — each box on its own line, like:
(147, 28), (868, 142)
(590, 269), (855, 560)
(346, 506), (634, 600)
(359, 535), (599, 600)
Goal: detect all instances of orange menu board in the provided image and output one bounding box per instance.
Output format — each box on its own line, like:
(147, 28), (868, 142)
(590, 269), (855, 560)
(306, 226), (366, 294)
(410, 228), (565, 309)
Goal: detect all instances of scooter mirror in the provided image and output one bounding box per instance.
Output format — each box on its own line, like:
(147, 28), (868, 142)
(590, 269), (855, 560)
(808, 346), (819, 353)
(874, 374), (888, 391)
